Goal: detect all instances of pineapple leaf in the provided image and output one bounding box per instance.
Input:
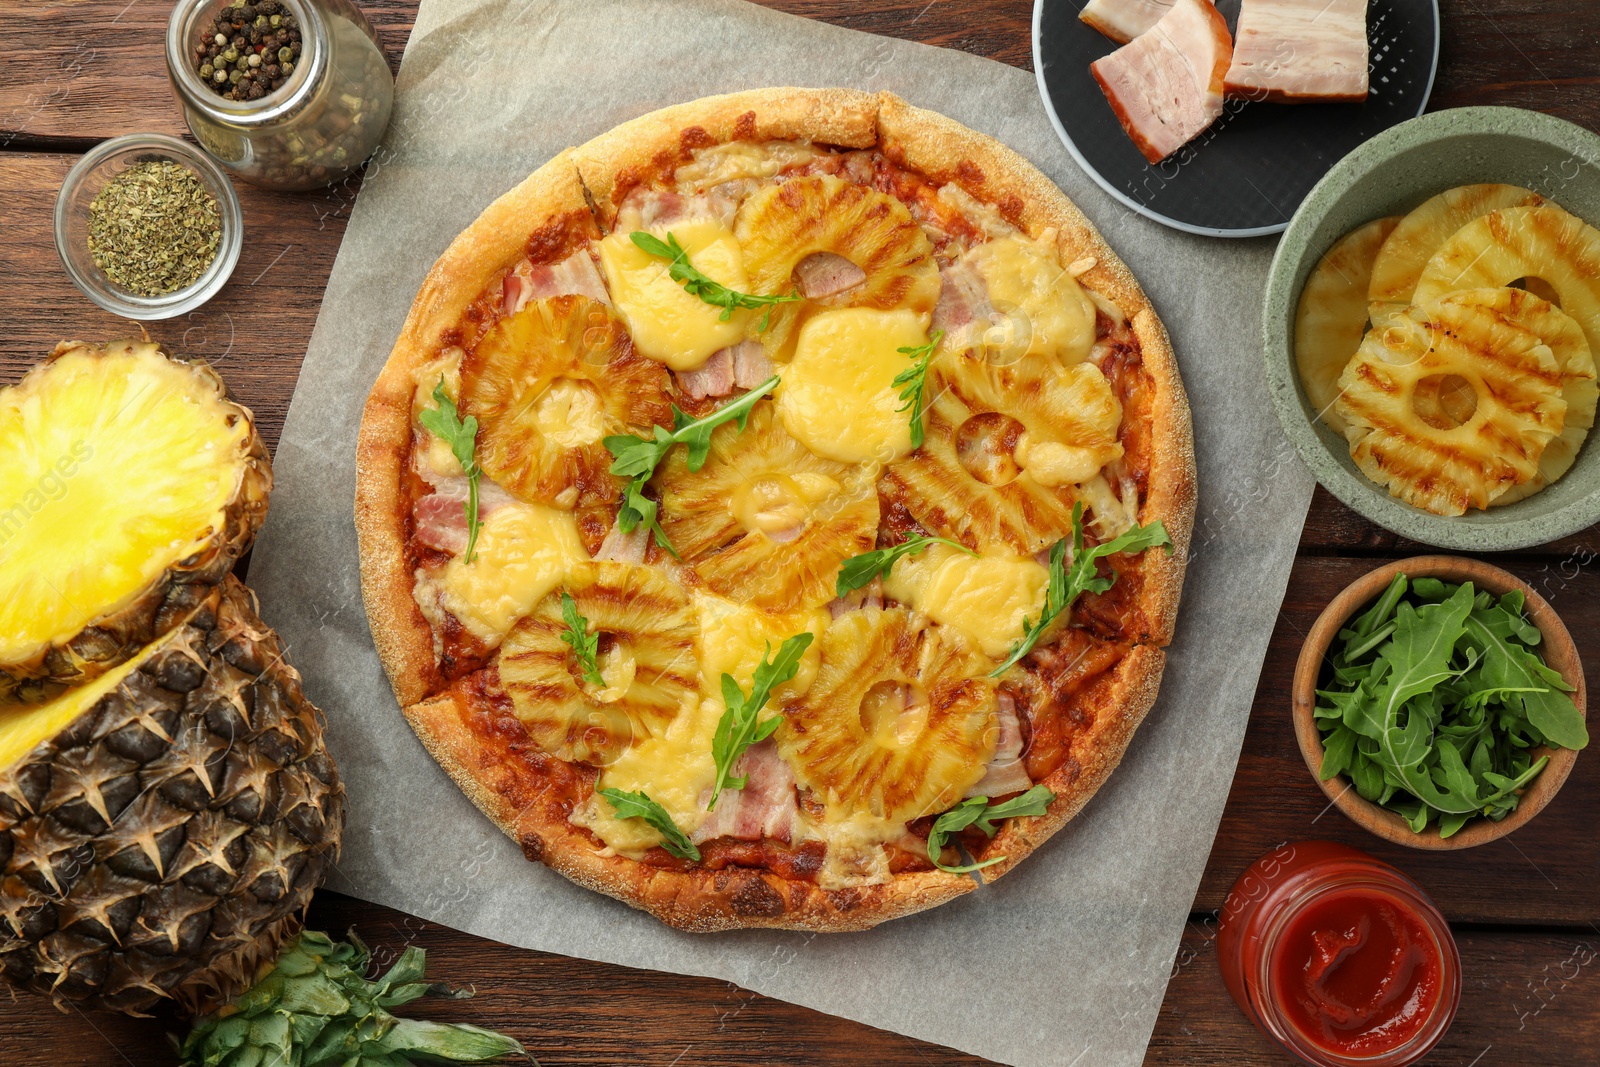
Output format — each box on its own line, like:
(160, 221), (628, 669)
(177, 930), (533, 1067)
(599, 787), (701, 861)
(834, 534), (976, 598)
(558, 590), (606, 687)
(417, 383), (485, 565)
(925, 785), (1055, 874)
(708, 633), (814, 810)
(990, 504), (1172, 677)
(892, 329), (942, 449)
(630, 230), (800, 326)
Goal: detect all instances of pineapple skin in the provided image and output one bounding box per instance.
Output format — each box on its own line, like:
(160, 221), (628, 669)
(0, 341), (272, 704)
(0, 577), (344, 1016)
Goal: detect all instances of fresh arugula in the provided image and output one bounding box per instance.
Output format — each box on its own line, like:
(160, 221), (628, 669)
(924, 785), (1056, 874)
(630, 231), (800, 330)
(892, 329), (943, 449)
(708, 633), (814, 810)
(598, 788), (700, 861)
(559, 590), (605, 687)
(416, 383), (484, 564)
(604, 376), (780, 556)
(990, 504), (1172, 677)
(834, 535), (977, 599)
(1315, 573), (1587, 838)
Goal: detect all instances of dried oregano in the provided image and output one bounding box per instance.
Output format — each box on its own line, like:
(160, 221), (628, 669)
(87, 160), (222, 297)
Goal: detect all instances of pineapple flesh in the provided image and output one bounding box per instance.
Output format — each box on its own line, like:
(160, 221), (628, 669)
(0, 577), (344, 1015)
(656, 403), (879, 611)
(1412, 204), (1600, 356)
(459, 295), (673, 506)
(734, 175), (941, 361)
(1295, 216), (1400, 434)
(496, 562), (700, 766)
(1334, 288), (1573, 515)
(0, 341), (270, 702)
(881, 352), (1121, 554)
(775, 609), (996, 825)
(1368, 184), (1544, 323)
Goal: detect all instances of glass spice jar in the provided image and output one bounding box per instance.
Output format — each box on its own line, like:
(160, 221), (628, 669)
(1217, 841), (1461, 1067)
(165, 0), (394, 191)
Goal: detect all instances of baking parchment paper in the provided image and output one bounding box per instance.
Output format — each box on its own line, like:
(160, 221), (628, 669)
(246, 2), (1317, 1063)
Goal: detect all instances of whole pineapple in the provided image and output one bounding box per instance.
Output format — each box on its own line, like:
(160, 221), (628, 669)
(0, 577), (343, 1015)
(656, 402), (879, 611)
(734, 175), (941, 361)
(0, 340), (271, 703)
(460, 295), (672, 507)
(0, 338), (343, 1021)
(496, 562), (699, 766)
(775, 609), (996, 826)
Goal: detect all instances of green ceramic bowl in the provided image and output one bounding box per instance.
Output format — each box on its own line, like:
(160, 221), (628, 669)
(1263, 106), (1600, 550)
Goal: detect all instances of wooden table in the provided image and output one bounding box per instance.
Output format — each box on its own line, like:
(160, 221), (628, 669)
(2, 2), (1597, 1063)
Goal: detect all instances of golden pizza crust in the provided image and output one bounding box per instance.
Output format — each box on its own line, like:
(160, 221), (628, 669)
(358, 87), (1197, 931)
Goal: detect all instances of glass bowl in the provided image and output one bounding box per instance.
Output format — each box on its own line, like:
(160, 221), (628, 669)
(54, 133), (243, 320)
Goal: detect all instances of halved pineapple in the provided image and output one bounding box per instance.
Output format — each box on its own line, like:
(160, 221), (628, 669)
(459, 296), (672, 506)
(1412, 205), (1600, 354)
(0, 340), (270, 702)
(1295, 216), (1401, 433)
(496, 561), (699, 766)
(775, 609), (996, 825)
(1368, 184), (1544, 322)
(880, 353), (1121, 554)
(656, 403), (878, 611)
(1334, 289), (1572, 515)
(734, 175), (941, 361)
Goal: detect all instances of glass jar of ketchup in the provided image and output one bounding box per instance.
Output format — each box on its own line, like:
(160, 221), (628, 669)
(1217, 841), (1461, 1066)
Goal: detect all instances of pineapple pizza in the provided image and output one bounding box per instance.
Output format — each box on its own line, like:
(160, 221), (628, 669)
(356, 89), (1195, 930)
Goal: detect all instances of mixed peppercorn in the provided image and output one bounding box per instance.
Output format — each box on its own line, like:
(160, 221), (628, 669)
(191, 0), (303, 101)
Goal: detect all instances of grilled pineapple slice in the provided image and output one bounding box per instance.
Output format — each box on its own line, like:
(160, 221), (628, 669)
(734, 175), (941, 361)
(657, 403), (878, 611)
(775, 608), (996, 825)
(1412, 205), (1600, 354)
(460, 296), (672, 506)
(1334, 288), (1572, 515)
(0, 339), (270, 702)
(1368, 184), (1544, 323)
(496, 562), (698, 766)
(1296, 216), (1401, 433)
(881, 353), (1122, 554)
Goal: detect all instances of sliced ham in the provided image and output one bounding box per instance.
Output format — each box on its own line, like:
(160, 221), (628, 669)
(594, 515), (649, 564)
(1224, 0), (1370, 103)
(932, 259), (998, 345)
(1080, 0), (1176, 44)
(502, 249), (610, 317)
(692, 740), (798, 845)
(966, 692), (1032, 799)
(675, 346), (736, 399)
(412, 477), (516, 556)
(614, 189), (737, 233)
(730, 340), (774, 389)
(1090, 0), (1234, 165)
(794, 252), (867, 299)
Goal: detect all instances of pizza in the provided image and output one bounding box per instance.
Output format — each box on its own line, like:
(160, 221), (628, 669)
(356, 88), (1195, 931)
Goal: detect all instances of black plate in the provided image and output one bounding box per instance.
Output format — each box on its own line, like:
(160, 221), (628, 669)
(1033, 0), (1440, 236)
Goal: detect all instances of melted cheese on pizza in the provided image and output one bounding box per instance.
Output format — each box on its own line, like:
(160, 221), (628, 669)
(597, 218), (749, 370)
(777, 307), (927, 464)
(966, 234), (1098, 365)
(882, 545), (1049, 660)
(421, 503), (587, 644)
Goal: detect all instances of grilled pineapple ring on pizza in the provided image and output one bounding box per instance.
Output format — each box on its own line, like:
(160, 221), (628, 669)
(355, 88), (1195, 932)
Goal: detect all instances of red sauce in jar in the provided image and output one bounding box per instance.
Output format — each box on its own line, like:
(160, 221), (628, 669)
(1217, 842), (1460, 1067)
(1272, 887), (1443, 1056)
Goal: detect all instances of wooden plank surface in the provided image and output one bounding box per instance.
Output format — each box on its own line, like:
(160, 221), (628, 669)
(2, 1), (1599, 1065)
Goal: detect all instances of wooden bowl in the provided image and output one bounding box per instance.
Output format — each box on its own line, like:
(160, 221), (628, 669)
(1292, 555), (1587, 849)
